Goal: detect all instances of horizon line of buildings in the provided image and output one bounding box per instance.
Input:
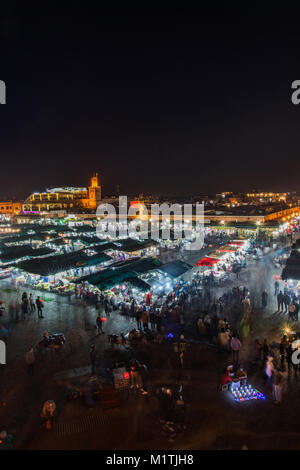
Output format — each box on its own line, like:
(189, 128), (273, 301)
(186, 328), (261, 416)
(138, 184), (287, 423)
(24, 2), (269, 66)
(0, 176), (299, 226)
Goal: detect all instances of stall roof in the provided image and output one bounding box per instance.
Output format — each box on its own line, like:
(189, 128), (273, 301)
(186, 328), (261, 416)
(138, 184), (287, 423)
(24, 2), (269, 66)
(113, 238), (144, 252)
(0, 246), (55, 263)
(286, 256), (300, 265)
(74, 267), (114, 285)
(76, 266), (137, 290)
(111, 238), (158, 253)
(78, 235), (107, 245)
(17, 250), (112, 276)
(128, 257), (162, 273)
(94, 271), (137, 290)
(92, 242), (119, 252)
(74, 257), (161, 285)
(282, 266), (300, 281)
(72, 225), (96, 233)
(159, 260), (192, 278)
(128, 276), (151, 291)
(109, 257), (161, 274)
(195, 257), (220, 266)
(83, 253), (112, 267)
(1, 233), (55, 245)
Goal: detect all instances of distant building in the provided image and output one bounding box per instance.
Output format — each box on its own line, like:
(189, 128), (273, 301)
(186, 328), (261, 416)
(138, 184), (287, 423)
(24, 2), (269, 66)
(22, 174), (101, 212)
(246, 192), (287, 203)
(0, 201), (22, 215)
(204, 203), (300, 223)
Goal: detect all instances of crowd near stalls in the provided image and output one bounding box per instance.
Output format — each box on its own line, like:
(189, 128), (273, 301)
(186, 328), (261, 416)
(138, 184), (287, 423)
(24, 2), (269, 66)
(92, 225), (298, 415)
(77, 235), (277, 350)
(194, 239), (263, 286)
(11, 248), (113, 295)
(76, 259), (193, 313)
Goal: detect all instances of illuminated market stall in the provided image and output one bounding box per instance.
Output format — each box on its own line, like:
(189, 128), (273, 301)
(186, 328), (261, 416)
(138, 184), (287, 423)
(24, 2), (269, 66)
(9, 248), (113, 295)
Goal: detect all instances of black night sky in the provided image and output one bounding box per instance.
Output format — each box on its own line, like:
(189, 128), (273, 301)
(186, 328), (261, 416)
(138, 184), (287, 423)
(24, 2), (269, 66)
(1, 3), (300, 199)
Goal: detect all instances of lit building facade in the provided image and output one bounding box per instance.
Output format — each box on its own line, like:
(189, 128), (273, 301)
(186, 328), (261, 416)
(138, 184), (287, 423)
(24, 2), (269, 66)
(22, 174), (101, 212)
(0, 202), (22, 215)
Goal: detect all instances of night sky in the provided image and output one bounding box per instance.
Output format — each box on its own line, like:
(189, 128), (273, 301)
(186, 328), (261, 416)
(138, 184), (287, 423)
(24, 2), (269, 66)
(1, 3), (300, 199)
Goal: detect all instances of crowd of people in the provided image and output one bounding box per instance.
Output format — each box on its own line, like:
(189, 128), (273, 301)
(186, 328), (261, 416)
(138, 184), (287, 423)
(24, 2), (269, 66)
(276, 285), (300, 320)
(249, 330), (300, 404)
(7, 292), (45, 320)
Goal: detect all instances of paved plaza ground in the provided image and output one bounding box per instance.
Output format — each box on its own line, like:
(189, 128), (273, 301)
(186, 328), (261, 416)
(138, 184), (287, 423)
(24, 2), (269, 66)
(0, 244), (299, 450)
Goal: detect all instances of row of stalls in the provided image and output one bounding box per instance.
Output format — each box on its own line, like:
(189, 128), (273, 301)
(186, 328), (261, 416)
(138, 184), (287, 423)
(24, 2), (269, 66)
(195, 219), (296, 286)
(282, 238), (300, 296)
(280, 216), (300, 296)
(74, 257), (192, 306)
(11, 247), (113, 295)
(5, 218), (276, 298)
(194, 239), (250, 284)
(7, 251), (191, 300)
(0, 220), (172, 296)
(0, 219), (255, 298)
(203, 221), (283, 239)
(3, 238), (159, 295)
(0, 216), (159, 278)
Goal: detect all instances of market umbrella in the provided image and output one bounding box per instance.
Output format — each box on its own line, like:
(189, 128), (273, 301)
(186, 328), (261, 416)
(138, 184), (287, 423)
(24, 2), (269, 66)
(195, 257), (220, 267)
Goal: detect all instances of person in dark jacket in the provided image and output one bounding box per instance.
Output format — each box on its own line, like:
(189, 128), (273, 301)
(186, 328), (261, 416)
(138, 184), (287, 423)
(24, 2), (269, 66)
(96, 313), (104, 335)
(149, 310), (156, 330)
(136, 310), (142, 329)
(283, 293), (291, 313)
(294, 302), (300, 321)
(277, 291), (284, 312)
(36, 296), (44, 318)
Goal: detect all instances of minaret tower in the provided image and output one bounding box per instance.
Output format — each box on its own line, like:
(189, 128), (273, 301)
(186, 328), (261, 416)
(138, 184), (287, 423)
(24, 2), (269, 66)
(88, 173), (101, 208)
